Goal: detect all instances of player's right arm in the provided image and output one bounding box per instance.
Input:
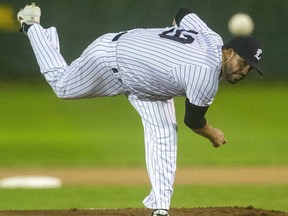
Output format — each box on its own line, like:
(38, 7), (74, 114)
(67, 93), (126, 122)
(192, 122), (227, 148)
(184, 98), (227, 148)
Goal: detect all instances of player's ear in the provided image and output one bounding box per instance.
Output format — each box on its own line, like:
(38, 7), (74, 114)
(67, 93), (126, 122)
(225, 48), (234, 62)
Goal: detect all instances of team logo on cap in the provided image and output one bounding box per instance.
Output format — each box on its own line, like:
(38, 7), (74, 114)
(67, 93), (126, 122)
(254, 49), (262, 60)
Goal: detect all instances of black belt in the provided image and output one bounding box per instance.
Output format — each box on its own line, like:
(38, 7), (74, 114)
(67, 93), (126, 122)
(112, 31), (127, 41)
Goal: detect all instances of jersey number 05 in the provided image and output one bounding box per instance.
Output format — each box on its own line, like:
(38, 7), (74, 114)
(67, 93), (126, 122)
(159, 28), (198, 44)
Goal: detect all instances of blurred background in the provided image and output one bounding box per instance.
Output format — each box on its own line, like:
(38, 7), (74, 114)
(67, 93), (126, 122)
(0, 0), (287, 81)
(0, 0), (287, 166)
(0, 0), (287, 212)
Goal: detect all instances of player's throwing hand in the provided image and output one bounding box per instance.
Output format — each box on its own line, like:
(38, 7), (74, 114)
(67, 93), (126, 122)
(209, 128), (227, 148)
(192, 123), (227, 148)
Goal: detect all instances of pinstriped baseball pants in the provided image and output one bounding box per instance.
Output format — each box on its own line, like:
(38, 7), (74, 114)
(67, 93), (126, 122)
(27, 24), (126, 98)
(129, 95), (177, 210)
(27, 24), (178, 210)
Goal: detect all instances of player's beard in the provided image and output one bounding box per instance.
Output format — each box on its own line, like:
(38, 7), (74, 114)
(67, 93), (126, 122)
(222, 64), (244, 84)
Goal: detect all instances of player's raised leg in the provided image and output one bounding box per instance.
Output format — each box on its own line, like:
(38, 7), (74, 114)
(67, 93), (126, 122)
(128, 94), (177, 214)
(17, 2), (41, 33)
(17, 3), (126, 99)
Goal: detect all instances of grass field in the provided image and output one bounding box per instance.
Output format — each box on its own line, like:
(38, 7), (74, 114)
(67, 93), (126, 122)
(0, 81), (287, 167)
(0, 185), (288, 211)
(0, 81), (287, 211)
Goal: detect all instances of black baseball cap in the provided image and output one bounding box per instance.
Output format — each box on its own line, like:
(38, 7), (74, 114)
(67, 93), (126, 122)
(224, 36), (263, 75)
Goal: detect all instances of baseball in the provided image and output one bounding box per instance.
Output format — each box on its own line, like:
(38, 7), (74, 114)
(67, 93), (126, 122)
(228, 13), (254, 36)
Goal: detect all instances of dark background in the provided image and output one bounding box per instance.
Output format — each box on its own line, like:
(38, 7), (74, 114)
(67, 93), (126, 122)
(0, 0), (287, 81)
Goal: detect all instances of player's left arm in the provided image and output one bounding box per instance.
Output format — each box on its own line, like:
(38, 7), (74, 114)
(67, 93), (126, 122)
(173, 8), (209, 31)
(184, 98), (227, 148)
(173, 8), (192, 26)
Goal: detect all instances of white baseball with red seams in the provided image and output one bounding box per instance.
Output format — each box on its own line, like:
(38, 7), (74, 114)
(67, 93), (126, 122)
(228, 13), (254, 36)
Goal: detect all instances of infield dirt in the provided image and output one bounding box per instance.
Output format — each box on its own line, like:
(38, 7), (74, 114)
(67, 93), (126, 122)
(1, 167), (288, 185)
(0, 207), (287, 216)
(0, 167), (287, 216)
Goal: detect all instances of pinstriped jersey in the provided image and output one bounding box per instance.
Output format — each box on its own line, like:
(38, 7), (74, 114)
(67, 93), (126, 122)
(116, 11), (223, 106)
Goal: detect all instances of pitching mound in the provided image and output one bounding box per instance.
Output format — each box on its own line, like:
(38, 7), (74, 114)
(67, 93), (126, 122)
(1, 207), (287, 216)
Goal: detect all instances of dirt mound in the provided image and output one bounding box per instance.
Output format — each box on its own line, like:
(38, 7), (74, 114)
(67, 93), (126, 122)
(1, 207), (287, 216)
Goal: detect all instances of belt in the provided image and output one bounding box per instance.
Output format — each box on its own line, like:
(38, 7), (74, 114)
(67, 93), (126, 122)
(112, 31), (127, 41)
(110, 32), (127, 83)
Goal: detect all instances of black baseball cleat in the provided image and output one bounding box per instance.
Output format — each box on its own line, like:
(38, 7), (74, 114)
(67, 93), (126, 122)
(151, 209), (169, 216)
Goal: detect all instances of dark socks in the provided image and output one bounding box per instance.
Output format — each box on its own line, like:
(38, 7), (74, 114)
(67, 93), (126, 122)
(20, 23), (32, 34)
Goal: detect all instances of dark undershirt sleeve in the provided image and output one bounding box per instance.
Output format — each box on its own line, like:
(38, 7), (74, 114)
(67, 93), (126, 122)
(184, 98), (209, 129)
(175, 8), (192, 26)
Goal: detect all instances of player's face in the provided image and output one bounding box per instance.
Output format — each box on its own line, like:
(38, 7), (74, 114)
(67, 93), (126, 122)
(221, 49), (253, 84)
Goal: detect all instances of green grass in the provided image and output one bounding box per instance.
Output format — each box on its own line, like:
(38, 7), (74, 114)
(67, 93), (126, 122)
(0, 185), (287, 212)
(0, 81), (287, 167)
(0, 81), (287, 212)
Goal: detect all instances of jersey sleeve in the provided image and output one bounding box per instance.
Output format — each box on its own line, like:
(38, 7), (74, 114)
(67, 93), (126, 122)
(184, 98), (208, 129)
(175, 8), (192, 25)
(175, 8), (210, 32)
(178, 65), (219, 107)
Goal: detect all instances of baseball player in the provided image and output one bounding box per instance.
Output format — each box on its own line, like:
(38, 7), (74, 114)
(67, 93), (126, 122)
(17, 3), (263, 216)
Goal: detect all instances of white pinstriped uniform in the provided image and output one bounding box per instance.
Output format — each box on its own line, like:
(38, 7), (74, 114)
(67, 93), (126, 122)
(27, 11), (223, 210)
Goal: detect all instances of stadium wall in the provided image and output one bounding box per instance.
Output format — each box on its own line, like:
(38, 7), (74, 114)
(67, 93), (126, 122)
(0, 0), (286, 80)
